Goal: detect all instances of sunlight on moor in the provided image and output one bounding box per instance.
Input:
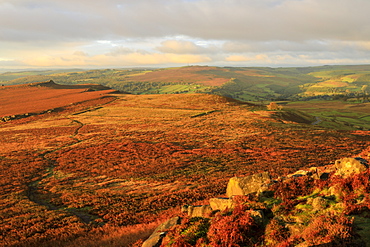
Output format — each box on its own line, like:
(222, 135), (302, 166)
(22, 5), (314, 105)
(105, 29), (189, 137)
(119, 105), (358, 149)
(1, 71), (370, 246)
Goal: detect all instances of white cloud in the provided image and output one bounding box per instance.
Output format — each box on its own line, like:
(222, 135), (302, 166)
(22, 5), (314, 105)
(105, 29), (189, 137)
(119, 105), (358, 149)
(21, 50), (212, 68)
(226, 54), (269, 62)
(1, 0), (370, 68)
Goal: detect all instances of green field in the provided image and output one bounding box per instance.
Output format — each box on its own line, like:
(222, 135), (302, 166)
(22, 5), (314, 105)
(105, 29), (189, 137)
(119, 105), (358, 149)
(285, 100), (370, 130)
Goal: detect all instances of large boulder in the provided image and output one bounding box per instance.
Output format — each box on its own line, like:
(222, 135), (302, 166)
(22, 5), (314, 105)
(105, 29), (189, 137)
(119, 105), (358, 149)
(142, 216), (181, 247)
(226, 172), (271, 198)
(334, 157), (368, 178)
(210, 198), (235, 211)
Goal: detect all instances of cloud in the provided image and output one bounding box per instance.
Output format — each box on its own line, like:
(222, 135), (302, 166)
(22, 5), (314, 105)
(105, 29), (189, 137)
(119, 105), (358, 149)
(73, 51), (89, 57)
(106, 47), (137, 56)
(226, 54), (269, 62)
(22, 50), (212, 68)
(1, 0), (370, 68)
(223, 40), (331, 53)
(156, 40), (207, 54)
(0, 59), (26, 68)
(2, 0), (370, 42)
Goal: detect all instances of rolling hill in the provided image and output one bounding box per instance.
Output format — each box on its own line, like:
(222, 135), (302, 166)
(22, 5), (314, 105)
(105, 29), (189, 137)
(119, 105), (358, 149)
(1, 65), (370, 102)
(1, 82), (370, 246)
(0, 80), (117, 120)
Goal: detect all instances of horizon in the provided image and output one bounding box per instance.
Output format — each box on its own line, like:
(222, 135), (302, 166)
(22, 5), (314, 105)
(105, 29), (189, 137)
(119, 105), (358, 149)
(3, 63), (370, 74)
(1, 0), (370, 70)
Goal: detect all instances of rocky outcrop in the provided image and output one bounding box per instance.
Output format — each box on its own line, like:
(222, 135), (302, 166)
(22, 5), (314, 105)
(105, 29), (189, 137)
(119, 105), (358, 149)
(226, 172), (271, 198)
(143, 156), (370, 246)
(1, 109), (59, 122)
(334, 157), (368, 178)
(182, 205), (212, 218)
(209, 198), (235, 211)
(142, 217), (181, 247)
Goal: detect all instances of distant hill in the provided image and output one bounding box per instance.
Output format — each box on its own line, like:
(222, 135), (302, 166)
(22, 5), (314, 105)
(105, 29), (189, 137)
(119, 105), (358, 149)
(29, 80), (114, 91)
(1, 65), (370, 101)
(0, 69), (83, 82)
(0, 80), (117, 118)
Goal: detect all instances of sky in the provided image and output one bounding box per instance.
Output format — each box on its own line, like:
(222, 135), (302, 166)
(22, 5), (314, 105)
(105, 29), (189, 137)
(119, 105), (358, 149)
(1, 0), (370, 70)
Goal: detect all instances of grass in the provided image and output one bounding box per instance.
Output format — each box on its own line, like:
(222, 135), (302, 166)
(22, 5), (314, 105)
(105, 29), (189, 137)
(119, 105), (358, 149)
(153, 84), (210, 94)
(285, 100), (370, 130)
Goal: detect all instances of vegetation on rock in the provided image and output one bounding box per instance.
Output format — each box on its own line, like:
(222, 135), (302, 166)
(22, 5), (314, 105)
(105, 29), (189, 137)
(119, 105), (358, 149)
(152, 160), (370, 246)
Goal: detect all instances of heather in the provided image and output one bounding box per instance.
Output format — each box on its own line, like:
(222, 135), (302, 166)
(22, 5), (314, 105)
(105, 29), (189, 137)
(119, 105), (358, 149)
(1, 83), (370, 246)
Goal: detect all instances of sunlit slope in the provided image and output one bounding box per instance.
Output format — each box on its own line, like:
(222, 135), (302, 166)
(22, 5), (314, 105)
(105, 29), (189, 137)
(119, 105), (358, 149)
(0, 66), (313, 100)
(0, 81), (116, 118)
(1, 89), (370, 246)
(300, 65), (370, 96)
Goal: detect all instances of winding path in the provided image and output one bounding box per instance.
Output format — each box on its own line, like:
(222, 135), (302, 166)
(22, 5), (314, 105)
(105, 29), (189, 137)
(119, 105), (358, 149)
(26, 118), (102, 224)
(312, 116), (323, 125)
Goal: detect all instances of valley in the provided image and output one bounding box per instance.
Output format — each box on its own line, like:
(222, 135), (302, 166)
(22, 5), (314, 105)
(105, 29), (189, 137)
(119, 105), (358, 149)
(2, 65), (370, 102)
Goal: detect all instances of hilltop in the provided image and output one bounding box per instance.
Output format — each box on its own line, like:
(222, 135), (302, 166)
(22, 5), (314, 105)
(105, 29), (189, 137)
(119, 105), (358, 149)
(0, 80), (117, 120)
(1, 82), (370, 246)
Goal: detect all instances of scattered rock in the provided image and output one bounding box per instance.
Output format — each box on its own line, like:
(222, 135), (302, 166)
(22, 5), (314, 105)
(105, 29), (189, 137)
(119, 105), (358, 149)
(267, 102), (283, 110)
(181, 205), (189, 213)
(315, 172), (330, 180)
(147, 158), (370, 246)
(186, 205), (212, 218)
(226, 172), (271, 198)
(142, 217), (181, 247)
(287, 169), (312, 178)
(210, 198), (235, 211)
(334, 157), (368, 177)
(309, 167), (331, 180)
(309, 196), (328, 211)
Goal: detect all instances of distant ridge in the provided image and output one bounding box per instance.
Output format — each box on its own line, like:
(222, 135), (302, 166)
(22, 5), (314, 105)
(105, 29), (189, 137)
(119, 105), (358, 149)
(0, 80), (119, 118)
(3, 65), (370, 101)
(29, 80), (115, 91)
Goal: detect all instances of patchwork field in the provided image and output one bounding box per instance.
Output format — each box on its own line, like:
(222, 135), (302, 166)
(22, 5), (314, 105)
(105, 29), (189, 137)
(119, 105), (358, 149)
(2, 65), (370, 102)
(285, 100), (370, 130)
(1, 82), (370, 246)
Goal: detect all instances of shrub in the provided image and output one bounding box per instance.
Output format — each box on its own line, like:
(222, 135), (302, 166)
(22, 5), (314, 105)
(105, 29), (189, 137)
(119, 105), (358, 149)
(273, 176), (315, 201)
(207, 205), (263, 247)
(163, 217), (210, 247)
(264, 218), (290, 246)
(300, 214), (355, 246)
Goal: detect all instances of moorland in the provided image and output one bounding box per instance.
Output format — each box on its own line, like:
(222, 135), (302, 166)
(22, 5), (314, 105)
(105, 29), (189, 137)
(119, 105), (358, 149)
(0, 65), (370, 246)
(2, 64), (370, 101)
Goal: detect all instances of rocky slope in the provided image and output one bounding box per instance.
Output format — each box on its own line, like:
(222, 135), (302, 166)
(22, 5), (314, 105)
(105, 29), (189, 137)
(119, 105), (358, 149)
(143, 157), (370, 247)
